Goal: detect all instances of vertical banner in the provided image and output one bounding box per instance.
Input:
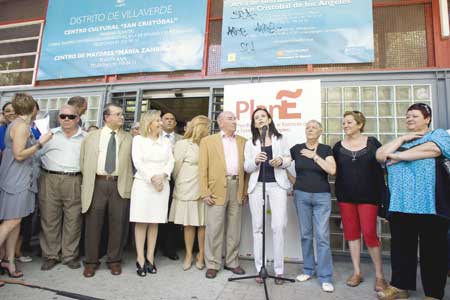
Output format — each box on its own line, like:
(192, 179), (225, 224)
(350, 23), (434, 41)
(224, 80), (321, 261)
(38, 0), (208, 80)
(221, 0), (374, 68)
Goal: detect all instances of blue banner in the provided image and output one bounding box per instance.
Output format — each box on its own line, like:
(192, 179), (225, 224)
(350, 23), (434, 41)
(221, 0), (374, 68)
(38, 0), (207, 80)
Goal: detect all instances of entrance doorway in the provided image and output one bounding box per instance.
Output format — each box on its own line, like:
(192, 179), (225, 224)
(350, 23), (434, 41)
(141, 89), (210, 135)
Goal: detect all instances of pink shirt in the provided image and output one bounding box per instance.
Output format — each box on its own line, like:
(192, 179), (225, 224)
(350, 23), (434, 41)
(221, 131), (239, 176)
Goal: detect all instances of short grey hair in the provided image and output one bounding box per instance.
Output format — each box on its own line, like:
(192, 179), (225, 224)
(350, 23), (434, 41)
(306, 119), (323, 129)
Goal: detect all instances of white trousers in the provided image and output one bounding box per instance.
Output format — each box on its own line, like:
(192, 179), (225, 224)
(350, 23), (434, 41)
(249, 182), (288, 275)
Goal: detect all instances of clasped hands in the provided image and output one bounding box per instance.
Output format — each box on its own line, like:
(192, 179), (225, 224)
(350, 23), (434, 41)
(255, 152), (282, 167)
(151, 174), (166, 192)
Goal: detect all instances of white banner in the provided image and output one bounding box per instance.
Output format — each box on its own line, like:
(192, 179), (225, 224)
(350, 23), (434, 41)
(224, 80), (321, 263)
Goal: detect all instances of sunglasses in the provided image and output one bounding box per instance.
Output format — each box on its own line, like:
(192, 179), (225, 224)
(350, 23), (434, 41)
(59, 114), (77, 120)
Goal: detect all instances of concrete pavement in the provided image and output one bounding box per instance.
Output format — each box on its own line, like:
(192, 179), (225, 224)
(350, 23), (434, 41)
(1, 251), (449, 300)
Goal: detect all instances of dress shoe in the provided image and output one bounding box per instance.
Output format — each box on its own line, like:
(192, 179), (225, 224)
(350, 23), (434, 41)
(136, 261), (147, 277)
(205, 268), (218, 279)
(377, 285), (409, 300)
(145, 259), (157, 274)
(83, 264), (97, 278)
(195, 260), (205, 270)
(375, 278), (388, 292)
(224, 265), (245, 275)
(64, 259), (81, 269)
(274, 275), (284, 285)
(108, 263), (122, 275)
(182, 257), (193, 271)
(41, 259), (60, 271)
(346, 274), (364, 287)
(164, 253), (179, 260)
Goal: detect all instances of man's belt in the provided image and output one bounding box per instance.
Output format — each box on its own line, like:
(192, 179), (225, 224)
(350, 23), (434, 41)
(41, 168), (81, 176)
(96, 174), (118, 181)
(226, 175), (239, 180)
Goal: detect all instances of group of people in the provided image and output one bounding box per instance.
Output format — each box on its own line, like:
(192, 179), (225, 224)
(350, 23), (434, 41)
(0, 93), (449, 300)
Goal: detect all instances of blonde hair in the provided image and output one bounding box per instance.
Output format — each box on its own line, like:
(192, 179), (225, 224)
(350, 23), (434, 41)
(184, 115), (210, 145)
(343, 110), (366, 132)
(140, 110), (161, 137)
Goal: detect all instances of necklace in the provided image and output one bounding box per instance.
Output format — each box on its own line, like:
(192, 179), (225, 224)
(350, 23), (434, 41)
(351, 150), (358, 162)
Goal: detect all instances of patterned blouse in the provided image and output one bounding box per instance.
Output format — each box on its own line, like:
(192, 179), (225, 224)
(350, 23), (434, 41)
(388, 129), (450, 215)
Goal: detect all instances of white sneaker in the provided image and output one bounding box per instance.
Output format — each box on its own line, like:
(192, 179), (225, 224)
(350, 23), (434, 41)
(296, 274), (312, 282)
(17, 256), (33, 263)
(322, 282), (334, 293)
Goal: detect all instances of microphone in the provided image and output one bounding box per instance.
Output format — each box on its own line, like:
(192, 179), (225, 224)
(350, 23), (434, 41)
(261, 125), (268, 148)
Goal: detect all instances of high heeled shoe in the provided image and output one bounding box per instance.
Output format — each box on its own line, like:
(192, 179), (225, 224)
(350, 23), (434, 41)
(145, 259), (157, 274)
(136, 261), (147, 277)
(1, 260), (23, 278)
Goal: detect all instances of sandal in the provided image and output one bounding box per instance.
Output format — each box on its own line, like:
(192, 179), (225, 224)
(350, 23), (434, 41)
(377, 285), (409, 300)
(375, 277), (388, 292)
(346, 274), (364, 287)
(1, 259), (24, 278)
(274, 275), (284, 285)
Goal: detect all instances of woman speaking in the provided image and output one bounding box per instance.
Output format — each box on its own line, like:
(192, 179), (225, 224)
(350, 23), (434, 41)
(244, 107), (291, 284)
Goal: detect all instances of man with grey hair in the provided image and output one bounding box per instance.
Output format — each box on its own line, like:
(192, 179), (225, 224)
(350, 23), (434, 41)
(198, 111), (248, 279)
(49, 96), (88, 129)
(39, 104), (86, 271)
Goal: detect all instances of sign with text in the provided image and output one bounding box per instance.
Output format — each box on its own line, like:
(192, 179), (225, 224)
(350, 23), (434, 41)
(221, 0), (374, 68)
(224, 80), (321, 146)
(38, 0), (208, 80)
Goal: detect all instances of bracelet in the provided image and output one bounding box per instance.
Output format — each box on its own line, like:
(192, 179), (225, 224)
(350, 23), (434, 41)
(35, 141), (42, 149)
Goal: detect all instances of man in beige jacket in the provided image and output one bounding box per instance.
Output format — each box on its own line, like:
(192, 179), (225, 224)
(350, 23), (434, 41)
(80, 103), (133, 278)
(199, 111), (247, 279)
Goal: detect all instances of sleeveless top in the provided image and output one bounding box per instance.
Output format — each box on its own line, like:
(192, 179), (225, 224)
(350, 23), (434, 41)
(0, 119), (34, 194)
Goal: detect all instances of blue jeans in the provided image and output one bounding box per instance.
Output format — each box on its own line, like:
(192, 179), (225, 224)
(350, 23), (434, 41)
(294, 190), (333, 284)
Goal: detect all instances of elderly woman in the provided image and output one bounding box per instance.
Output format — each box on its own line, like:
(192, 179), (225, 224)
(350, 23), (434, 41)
(290, 120), (336, 293)
(244, 107), (291, 284)
(130, 110), (174, 276)
(0, 94), (52, 280)
(376, 103), (450, 300)
(333, 111), (387, 292)
(169, 115), (210, 271)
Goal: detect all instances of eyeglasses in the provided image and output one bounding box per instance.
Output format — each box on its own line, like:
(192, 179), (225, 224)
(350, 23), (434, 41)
(59, 114), (77, 120)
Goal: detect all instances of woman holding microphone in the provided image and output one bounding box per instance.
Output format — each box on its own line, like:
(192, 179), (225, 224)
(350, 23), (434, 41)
(244, 107), (291, 284)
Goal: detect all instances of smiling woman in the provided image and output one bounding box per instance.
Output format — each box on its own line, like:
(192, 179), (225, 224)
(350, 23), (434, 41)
(332, 110), (388, 292)
(375, 103), (450, 300)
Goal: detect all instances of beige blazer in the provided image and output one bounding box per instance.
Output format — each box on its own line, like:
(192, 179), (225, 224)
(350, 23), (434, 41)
(198, 133), (247, 206)
(80, 128), (133, 213)
(172, 139), (200, 201)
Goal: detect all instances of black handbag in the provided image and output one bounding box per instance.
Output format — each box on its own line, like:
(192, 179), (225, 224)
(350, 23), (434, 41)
(438, 157), (450, 178)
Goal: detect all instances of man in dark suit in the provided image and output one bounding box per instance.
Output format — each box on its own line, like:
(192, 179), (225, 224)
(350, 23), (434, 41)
(159, 112), (183, 260)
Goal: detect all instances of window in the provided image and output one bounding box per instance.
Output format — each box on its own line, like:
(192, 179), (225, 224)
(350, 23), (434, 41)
(0, 21), (43, 87)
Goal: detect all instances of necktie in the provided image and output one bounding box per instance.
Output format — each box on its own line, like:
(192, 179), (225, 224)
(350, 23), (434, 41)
(105, 131), (116, 174)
